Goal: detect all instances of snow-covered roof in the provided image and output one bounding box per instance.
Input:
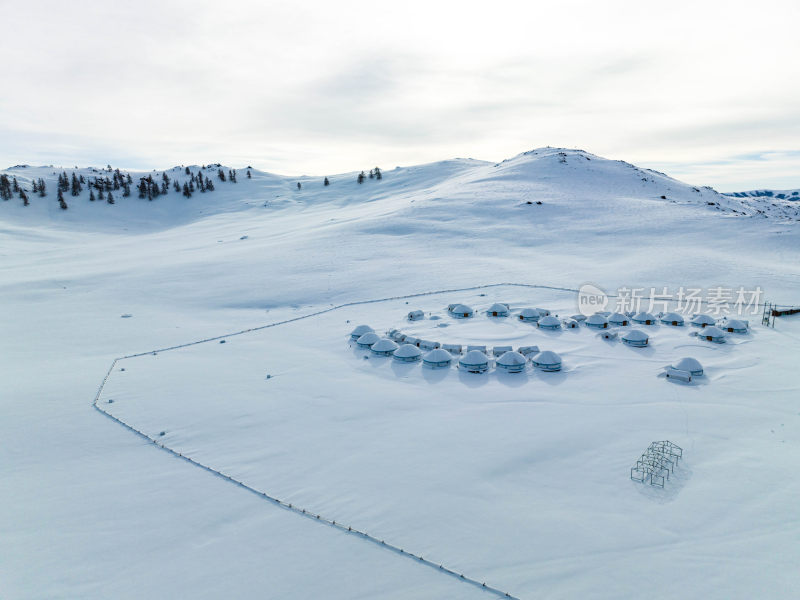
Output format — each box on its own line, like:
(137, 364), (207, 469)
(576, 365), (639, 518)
(586, 314), (608, 325)
(632, 311), (655, 322)
(608, 312), (628, 323)
(532, 350), (561, 365)
(350, 324), (373, 337)
(673, 357), (703, 375)
(725, 319), (748, 330)
(691, 314), (716, 326)
(701, 326), (726, 338)
(517, 345), (540, 356)
(488, 303), (509, 313)
(393, 343), (422, 358)
(622, 329), (648, 342)
(371, 338), (399, 353)
(448, 303), (473, 314)
(660, 312), (685, 324)
(518, 308), (541, 319)
(497, 351), (526, 366)
(423, 348), (453, 363)
(538, 315), (560, 328)
(459, 349), (489, 365)
(356, 332), (380, 346)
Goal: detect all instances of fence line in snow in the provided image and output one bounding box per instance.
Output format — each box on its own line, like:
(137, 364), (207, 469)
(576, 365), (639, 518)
(92, 375), (520, 599)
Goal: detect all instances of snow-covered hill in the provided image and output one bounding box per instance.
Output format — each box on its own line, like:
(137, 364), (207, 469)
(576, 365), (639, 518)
(2, 148), (799, 600)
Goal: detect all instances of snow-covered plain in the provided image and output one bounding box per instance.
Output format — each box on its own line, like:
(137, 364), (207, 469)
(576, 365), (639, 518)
(1, 148), (799, 599)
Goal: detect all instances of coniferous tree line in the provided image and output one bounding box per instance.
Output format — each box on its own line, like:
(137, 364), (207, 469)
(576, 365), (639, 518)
(2, 163), (243, 209)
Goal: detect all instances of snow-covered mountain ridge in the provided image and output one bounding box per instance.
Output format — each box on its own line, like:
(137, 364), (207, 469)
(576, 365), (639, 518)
(2, 148), (798, 232)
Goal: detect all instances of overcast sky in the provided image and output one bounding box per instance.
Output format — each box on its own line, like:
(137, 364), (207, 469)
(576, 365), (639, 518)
(1, 0), (799, 190)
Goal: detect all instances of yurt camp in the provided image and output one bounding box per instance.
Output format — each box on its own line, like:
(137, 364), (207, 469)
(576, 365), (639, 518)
(422, 348), (453, 369)
(660, 312), (685, 326)
(487, 303), (510, 317)
(585, 314), (609, 329)
(393, 344), (422, 363)
(608, 312), (629, 326)
(531, 350), (562, 371)
(632, 311), (656, 325)
(691, 314), (716, 327)
(459, 349), (490, 373)
(371, 338), (399, 356)
(622, 329), (649, 347)
(350, 324), (374, 340)
(537, 315), (561, 330)
(699, 326), (726, 343)
(356, 331), (381, 348)
(448, 304), (474, 318)
(496, 351), (527, 373)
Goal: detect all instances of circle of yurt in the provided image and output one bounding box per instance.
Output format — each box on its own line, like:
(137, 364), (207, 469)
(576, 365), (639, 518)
(585, 314), (609, 329)
(673, 357), (703, 376)
(496, 351), (527, 373)
(608, 312), (629, 326)
(448, 303), (474, 319)
(660, 312), (685, 326)
(422, 348), (453, 369)
(632, 311), (656, 325)
(691, 314), (716, 327)
(458, 349), (490, 373)
(531, 350), (562, 371)
(537, 315), (561, 330)
(356, 331), (380, 348)
(393, 343), (422, 363)
(370, 338), (399, 356)
(622, 329), (649, 347)
(487, 303), (509, 317)
(518, 308), (541, 322)
(723, 319), (748, 333)
(350, 324), (374, 340)
(699, 326), (726, 343)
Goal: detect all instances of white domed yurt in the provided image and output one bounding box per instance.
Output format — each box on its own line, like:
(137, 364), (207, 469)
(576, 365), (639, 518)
(608, 312), (629, 326)
(407, 310), (424, 321)
(632, 311), (656, 325)
(422, 348), (453, 369)
(699, 326), (726, 343)
(517, 345), (540, 357)
(622, 329), (649, 347)
(492, 345), (513, 357)
(487, 303), (509, 317)
(356, 331), (381, 348)
(601, 330), (618, 340)
(538, 315), (561, 330)
(448, 303), (474, 318)
(723, 319), (748, 333)
(531, 350), (562, 371)
(691, 314), (716, 328)
(459, 350), (490, 373)
(419, 339), (440, 350)
(350, 324), (374, 340)
(660, 312), (685, 326)
(518, 308), (541, 322)
(673, 357), (703, 376)
(586, 314), (609, 329)
(496, 351), (527, 373)
(371, 338), (399, 356)
(393, 343), (422, 363)
(563, 319), (579, 329)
